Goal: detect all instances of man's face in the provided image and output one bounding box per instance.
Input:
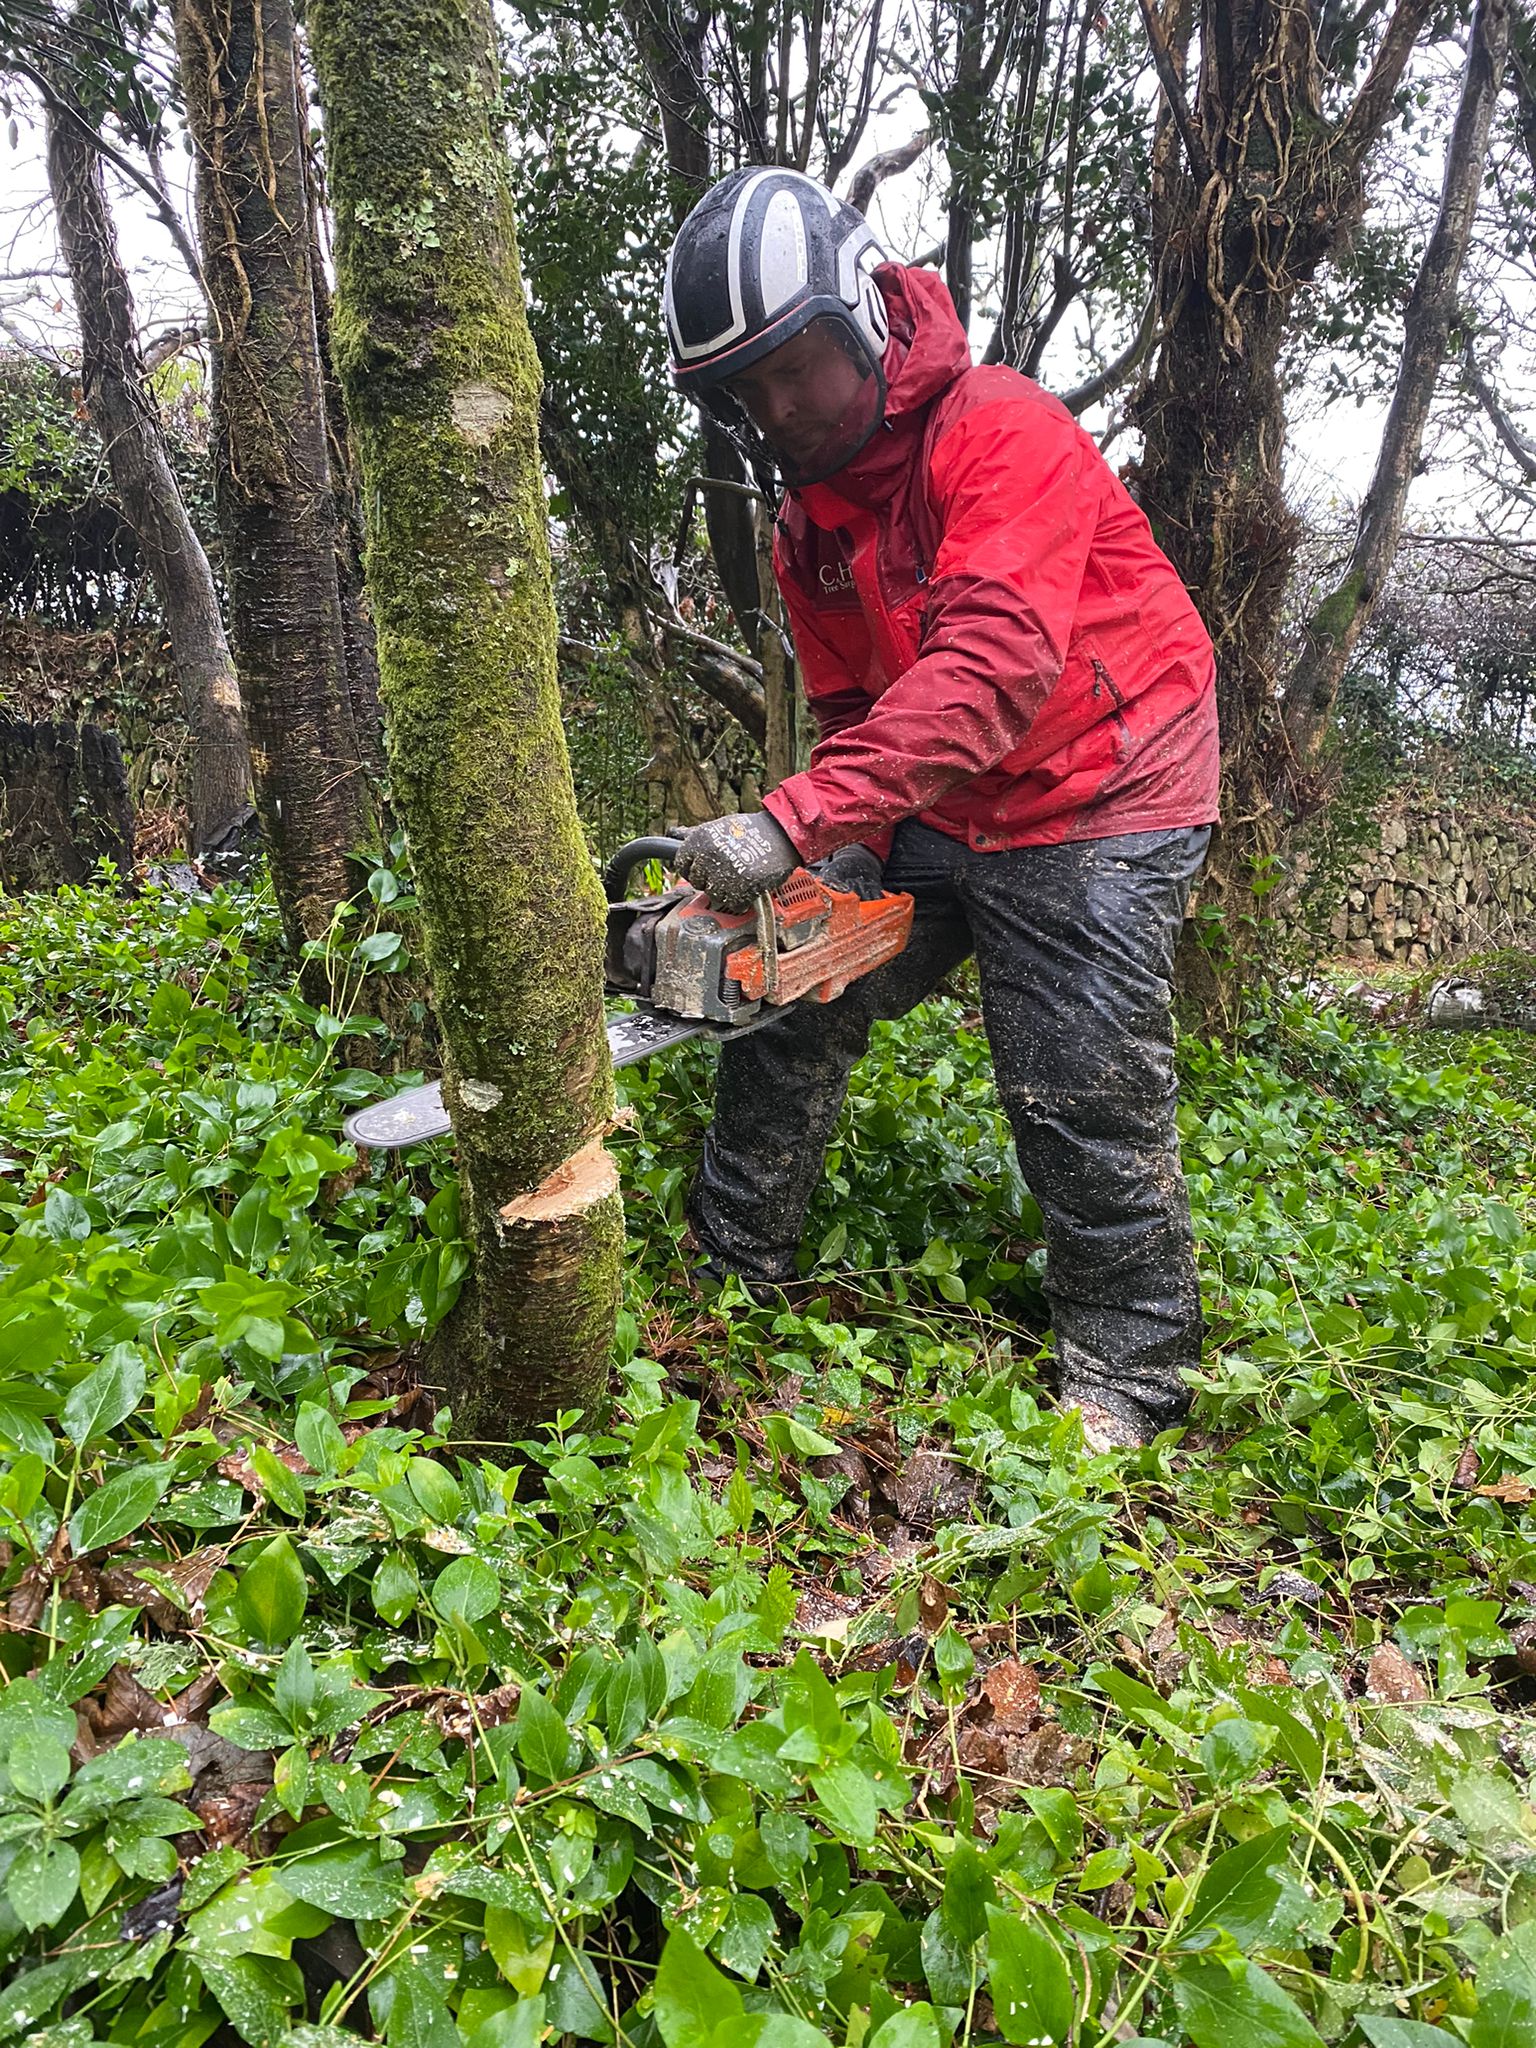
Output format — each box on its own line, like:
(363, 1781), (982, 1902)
(721, 315), (882, 483)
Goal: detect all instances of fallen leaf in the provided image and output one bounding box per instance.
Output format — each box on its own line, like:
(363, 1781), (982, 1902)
(1475, 1477), (1535, 1504)
(1452, 1439), (1481, 1490)
(795, 1586), (864, 1638)
(1001, 1724), (1090, 1786)
(1366, 1643), (1430, 1704)
(982, 1658), (1040, 1731)
(890, 1449), (977, 1533)
(917, 1574), (950, 1637)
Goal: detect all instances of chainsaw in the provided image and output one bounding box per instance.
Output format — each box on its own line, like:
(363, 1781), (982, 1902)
(342, 836), (914, 1149)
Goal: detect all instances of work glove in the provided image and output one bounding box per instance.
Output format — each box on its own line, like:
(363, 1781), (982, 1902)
(675, 810), (799, 913)
(813, 843), (885, 902)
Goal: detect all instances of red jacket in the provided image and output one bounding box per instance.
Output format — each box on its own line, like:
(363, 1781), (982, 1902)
(761, 266), (1219, 863)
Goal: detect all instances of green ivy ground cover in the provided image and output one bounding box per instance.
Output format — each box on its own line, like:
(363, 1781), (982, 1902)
(0, 879), (1533, 2048)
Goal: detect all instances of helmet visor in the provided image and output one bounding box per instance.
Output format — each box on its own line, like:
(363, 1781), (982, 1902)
(713, 314), (886, 487)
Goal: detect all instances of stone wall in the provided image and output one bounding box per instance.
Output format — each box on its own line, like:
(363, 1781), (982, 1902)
(1291, 792), (1536, 968)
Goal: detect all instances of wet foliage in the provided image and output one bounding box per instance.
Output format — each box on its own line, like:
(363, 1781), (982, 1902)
(0, 879), (1533, 2048)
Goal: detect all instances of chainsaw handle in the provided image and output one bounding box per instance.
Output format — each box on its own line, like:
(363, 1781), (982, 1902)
(603, 836), (683, 904)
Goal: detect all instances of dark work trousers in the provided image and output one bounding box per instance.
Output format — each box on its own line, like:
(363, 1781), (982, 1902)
(687, 821), (1212, 1432)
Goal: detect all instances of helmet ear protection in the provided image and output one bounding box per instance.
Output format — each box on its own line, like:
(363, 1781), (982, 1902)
(663, 168), (892, 482)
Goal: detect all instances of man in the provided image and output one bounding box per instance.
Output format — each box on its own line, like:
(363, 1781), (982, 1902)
(661, 168), (1219, 1451)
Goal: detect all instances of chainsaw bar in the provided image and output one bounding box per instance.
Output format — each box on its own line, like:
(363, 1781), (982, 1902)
(341, 1003), (775, 1150)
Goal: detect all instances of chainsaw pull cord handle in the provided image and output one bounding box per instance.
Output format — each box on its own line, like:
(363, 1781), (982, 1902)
(603, 836), (683, 904)
(754, 891), (781, 1005)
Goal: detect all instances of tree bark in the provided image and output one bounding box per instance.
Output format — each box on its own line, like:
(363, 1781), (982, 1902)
(175, 0), (374, 950)
(1284, 0), (1511, 762)
(308, 0), (622, 1432)
(43, 65), (249, 855)
(1129, 0), (1436, 1019)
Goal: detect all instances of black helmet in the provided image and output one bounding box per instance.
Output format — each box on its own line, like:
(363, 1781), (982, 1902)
(664, 168), (891, 483)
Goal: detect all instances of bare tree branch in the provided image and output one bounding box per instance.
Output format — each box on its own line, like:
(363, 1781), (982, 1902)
(1463, 333), (1536, 482)
(1060, 293), (1162, 415)
(1333, 0), (1439, 166)
(1135, 0), (1211, 187)
(845, 126), (930, 213)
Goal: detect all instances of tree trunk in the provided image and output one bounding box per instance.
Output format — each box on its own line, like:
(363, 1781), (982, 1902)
(175, 0), (374, 950)
(43, 66), (249, 855)
(1284, 0), (1511, 761)
(308, 0), (622, 1432)
(1130, 0), (1436, 1018)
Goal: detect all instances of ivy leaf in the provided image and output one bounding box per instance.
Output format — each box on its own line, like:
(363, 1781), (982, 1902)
(198, 1955), (303, 2048)
(279, 1843), (403, 1920)
(405, 1457), (463, 1524)
(382, 1968), (457, 2048)
(868, 2008), (940, 2048)
(1181, 1829), (1292, 1948)
(431, 1556), (499, 1624)
(372, 1552), (418, 1625)
(1357, 2025), (1465, 2048)
(484, 1906), (555, 1996)
(233, 1535), (309, 1647)
(653, 1930), (742, 2048)
(1170, 1957), (1325, 2048)
(515, 1689), (577, 1784)
(810, 1761), (878, 1845)
(43, 1188), (92, 1242)
(984, 1904), (1075, 2046)
(711, 1894), (776, 1981)
(61, 1349), (145, 1446)
(6, 1842), (80, 1929)
(1468, 1922), (1536, 2048)
(69, 1464), (169, 1554)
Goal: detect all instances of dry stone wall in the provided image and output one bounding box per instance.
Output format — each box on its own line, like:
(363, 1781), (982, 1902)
(1292, 793), (1536, 967)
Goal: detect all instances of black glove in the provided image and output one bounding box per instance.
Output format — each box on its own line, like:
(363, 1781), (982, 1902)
(675, 811), (799, 913)
(813, 843), (885, 902)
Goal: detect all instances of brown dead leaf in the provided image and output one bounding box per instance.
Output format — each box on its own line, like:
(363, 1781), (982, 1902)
(1452, 1439), (1482, 1490)
(216, 1441), (310, 1495)
(891, 1449), (977, 1533)
(981, 1658), (1040, 1732)
(88, 1663), (169, 1740)
(196, 1780), (269, 1850)
(795, 1586), (864, 1638)
(434, 1681), (521, 1743)
(809, 1445), (874, 1524)
(1001, 1724), (1090, 1787)
(862, 1532), (924, 1586)
(1475, 1477), (1536, 1505)
(1365, 1642), (1430, 1704)
(917, 1574), (950, 1637)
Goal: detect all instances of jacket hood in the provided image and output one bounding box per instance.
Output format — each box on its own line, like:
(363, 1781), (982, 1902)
(795, 263), (971, 520)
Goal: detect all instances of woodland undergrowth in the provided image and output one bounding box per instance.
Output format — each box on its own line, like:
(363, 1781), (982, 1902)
(0, 877), (1533, 2048)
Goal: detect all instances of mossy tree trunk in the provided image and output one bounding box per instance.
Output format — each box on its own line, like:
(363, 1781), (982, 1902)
(44, 53), (250, 855)
(308, 0), (622, 1434)
(1129, 0), (1436, 1023)
(175, 0), (375, 950)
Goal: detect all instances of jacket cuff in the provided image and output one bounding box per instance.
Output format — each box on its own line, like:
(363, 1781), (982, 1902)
(763, 778), (839, 864)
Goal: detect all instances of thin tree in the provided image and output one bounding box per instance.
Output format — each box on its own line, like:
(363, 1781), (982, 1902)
(175, 0), (375, 951)
(308, 0), (622, 1430)
(43, 45), (249, 853)
(1285, 0), (1513, 759)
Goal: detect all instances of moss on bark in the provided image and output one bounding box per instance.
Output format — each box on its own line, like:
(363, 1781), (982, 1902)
(308, 0), (620, 1433)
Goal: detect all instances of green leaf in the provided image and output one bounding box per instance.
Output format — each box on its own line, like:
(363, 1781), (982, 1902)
(711, 1893), (776, 1981)
(384, 1969), (457, 2048)
(811, 1761), (878, 1845)
(515, 1689), (577, 1784)
(1200, 1717), (1274, 1788)
(295, 1401), (347, 1478)
(372, 1552), (418, 1626)
(605, 1651), (650, 1750)
(233, 1535), (308, 1647)
(734, 2022), (834, 2048)
(1171, 1957), (1325, 2048)
(467, 2000), (545, 2048)
(198, 1955), (302, 2048)
(7, 1728), (72, 1802)
(1357, 2024), (1464, 2048)
(405, 1457), (462, 1524)
(43, 1188), (92, 1242)
(1469, 1922), (1536, 2048)
(6, 1842), (80, 1929)
(868, 2008), (940, 2048)
(431, 1556), (499, 1624)
(940, 1838), (993, 1948)
(653, 1931), (743, 2048)
(279, 1843), (403, 1920)
(249, 1445), (305, 1517)
(484, 1907), (554, 1995)
(208, 1702), (294, 1752)
(1183, 1829), (1292, 1948)
(68, 1464), (169, 1553)
(61, 1349), (145, 1446)
(984, 1905), (1075, 2046)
